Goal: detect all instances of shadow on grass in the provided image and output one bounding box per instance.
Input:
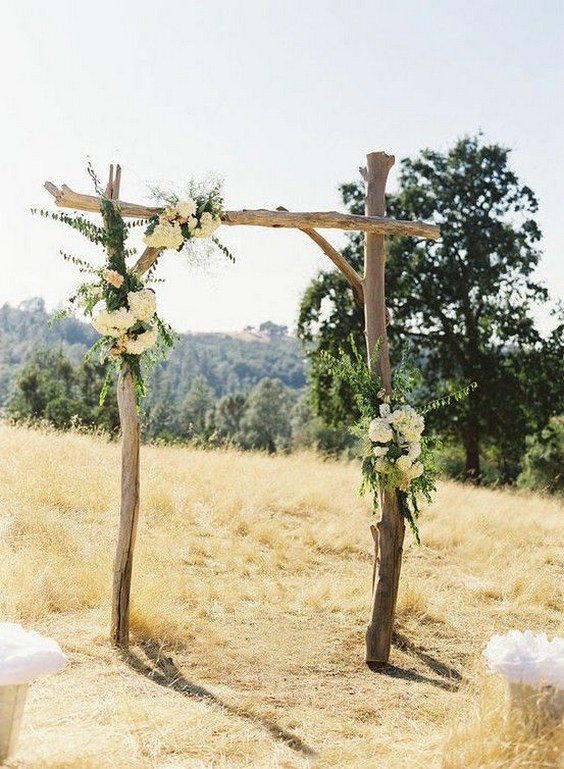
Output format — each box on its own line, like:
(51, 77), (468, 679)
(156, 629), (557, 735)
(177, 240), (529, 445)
(366, 631), (464, 692)
(122, 639), (317, 759)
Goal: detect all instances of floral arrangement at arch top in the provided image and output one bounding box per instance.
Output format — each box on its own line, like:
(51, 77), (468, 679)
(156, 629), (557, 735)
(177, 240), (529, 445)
(35, 167), (233, 403)
(142, 178), (233, 262)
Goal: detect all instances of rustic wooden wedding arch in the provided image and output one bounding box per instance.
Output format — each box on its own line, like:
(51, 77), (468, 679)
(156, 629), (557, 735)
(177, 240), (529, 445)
(45, 152), (440, 665)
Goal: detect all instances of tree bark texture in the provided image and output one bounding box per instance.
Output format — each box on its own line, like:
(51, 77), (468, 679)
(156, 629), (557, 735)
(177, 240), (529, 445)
(111, 367), (140, 649)
(362, 152), (406, 665)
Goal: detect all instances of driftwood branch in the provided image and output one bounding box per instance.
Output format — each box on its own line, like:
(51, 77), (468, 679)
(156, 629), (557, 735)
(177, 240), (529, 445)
(44, 182), (440, 239)
(277, 207), (364, 306)
(132, 247), (163, 276)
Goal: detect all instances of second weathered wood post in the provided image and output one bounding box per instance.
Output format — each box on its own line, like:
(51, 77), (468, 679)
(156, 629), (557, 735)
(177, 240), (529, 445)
(362, 151), (406, 665)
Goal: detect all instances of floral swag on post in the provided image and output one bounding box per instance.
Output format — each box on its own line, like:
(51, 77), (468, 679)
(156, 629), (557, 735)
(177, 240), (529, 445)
(322, 341), (475, 542)
(35, 167), (233, 403)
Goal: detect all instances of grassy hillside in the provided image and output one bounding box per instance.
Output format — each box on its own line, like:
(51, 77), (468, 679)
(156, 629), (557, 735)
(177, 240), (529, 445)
(0, 423), (562, 768)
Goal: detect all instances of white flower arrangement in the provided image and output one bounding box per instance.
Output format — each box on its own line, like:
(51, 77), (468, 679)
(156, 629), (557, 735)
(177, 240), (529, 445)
(39, 165), (238, 406)
(368, 403), (426, 490)
(143, 196), (221, 251)
(92, 288), (159, 358)
(320, 339), (476, 542)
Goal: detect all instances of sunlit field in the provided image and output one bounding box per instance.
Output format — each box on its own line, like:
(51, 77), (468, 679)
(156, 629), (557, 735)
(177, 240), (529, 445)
(0, 422), (562, 768)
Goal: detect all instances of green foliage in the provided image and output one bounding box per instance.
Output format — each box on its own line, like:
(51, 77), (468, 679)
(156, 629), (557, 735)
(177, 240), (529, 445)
(319, 340), (471, 541)
(35, 165), (175, 405)
(5, 347), (119, 433)
(298, 134), (563, 483)
(517, 416), (564, 495)
(0, 303), (308, 450)
(180, 376), (216, 442)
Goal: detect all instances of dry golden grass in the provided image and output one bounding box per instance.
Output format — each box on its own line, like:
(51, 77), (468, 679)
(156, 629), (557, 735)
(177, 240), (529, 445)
(0, 422), (562, 768)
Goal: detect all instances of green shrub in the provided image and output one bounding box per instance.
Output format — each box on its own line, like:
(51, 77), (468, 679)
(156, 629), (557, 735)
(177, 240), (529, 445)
(517, 416), (564, 495)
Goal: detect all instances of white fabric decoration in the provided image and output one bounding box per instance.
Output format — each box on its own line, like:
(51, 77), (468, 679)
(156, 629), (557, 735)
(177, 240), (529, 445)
(0, 623), (66, 685)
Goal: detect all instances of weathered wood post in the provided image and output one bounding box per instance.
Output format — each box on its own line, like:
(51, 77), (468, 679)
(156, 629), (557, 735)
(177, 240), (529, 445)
(111, 366), (140, 649)
(100, 166), (142, 651)
(362, 152), (405, 665)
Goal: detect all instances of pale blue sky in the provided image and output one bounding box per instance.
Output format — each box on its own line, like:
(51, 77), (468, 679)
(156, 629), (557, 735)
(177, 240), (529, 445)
(1, 0), (562, 332)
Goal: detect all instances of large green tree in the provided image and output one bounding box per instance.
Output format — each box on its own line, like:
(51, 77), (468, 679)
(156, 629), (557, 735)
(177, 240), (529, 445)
(298, 135), (563, 481)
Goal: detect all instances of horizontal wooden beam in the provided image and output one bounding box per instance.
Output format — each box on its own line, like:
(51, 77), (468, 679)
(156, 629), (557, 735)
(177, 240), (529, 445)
(44, 182), (440, 240)
(221, 210), (439, 239)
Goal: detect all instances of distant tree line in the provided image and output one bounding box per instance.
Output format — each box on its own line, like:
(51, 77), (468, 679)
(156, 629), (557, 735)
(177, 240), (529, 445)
(1, 302), (337, 453)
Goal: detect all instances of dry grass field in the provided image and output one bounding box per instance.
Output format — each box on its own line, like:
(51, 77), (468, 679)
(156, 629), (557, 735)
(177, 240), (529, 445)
(0, 422), (562, 768)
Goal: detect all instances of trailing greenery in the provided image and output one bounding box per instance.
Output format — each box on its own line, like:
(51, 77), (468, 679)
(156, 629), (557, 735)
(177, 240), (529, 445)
(33, 167), (175, 403)
(321, 339), (475, 541)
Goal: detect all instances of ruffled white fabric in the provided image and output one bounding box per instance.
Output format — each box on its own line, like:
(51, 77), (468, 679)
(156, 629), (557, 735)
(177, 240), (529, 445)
(0, 623), (66, 685)
(483, 630), (564, 689)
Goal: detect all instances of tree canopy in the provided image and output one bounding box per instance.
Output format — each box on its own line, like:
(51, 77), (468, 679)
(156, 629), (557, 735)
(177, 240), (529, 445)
(298, 135), (564, 481)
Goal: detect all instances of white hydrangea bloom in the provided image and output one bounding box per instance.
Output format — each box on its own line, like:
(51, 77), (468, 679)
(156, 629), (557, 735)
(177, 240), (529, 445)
(187, 216), (199, 232)
(123, 326), (158, 355)
(373, 445), (389, 458)
(176, 198), (197, 220)
(395, 455), (413, 474)
(368, 418), (394, 444)
(408, 442), (422, 460)
(127, 289), (156, 322)
(390, 405), (425, 443)
(194, 211), (221, 238)
(379, 403), (391, 418)
(92, 308), (136, 337)
(143, 221), (184, 250)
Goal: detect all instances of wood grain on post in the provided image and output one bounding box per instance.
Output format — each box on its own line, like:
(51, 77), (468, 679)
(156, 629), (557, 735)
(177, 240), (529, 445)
(362, 152), (406, 666)
(111, 367), (141, 649)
